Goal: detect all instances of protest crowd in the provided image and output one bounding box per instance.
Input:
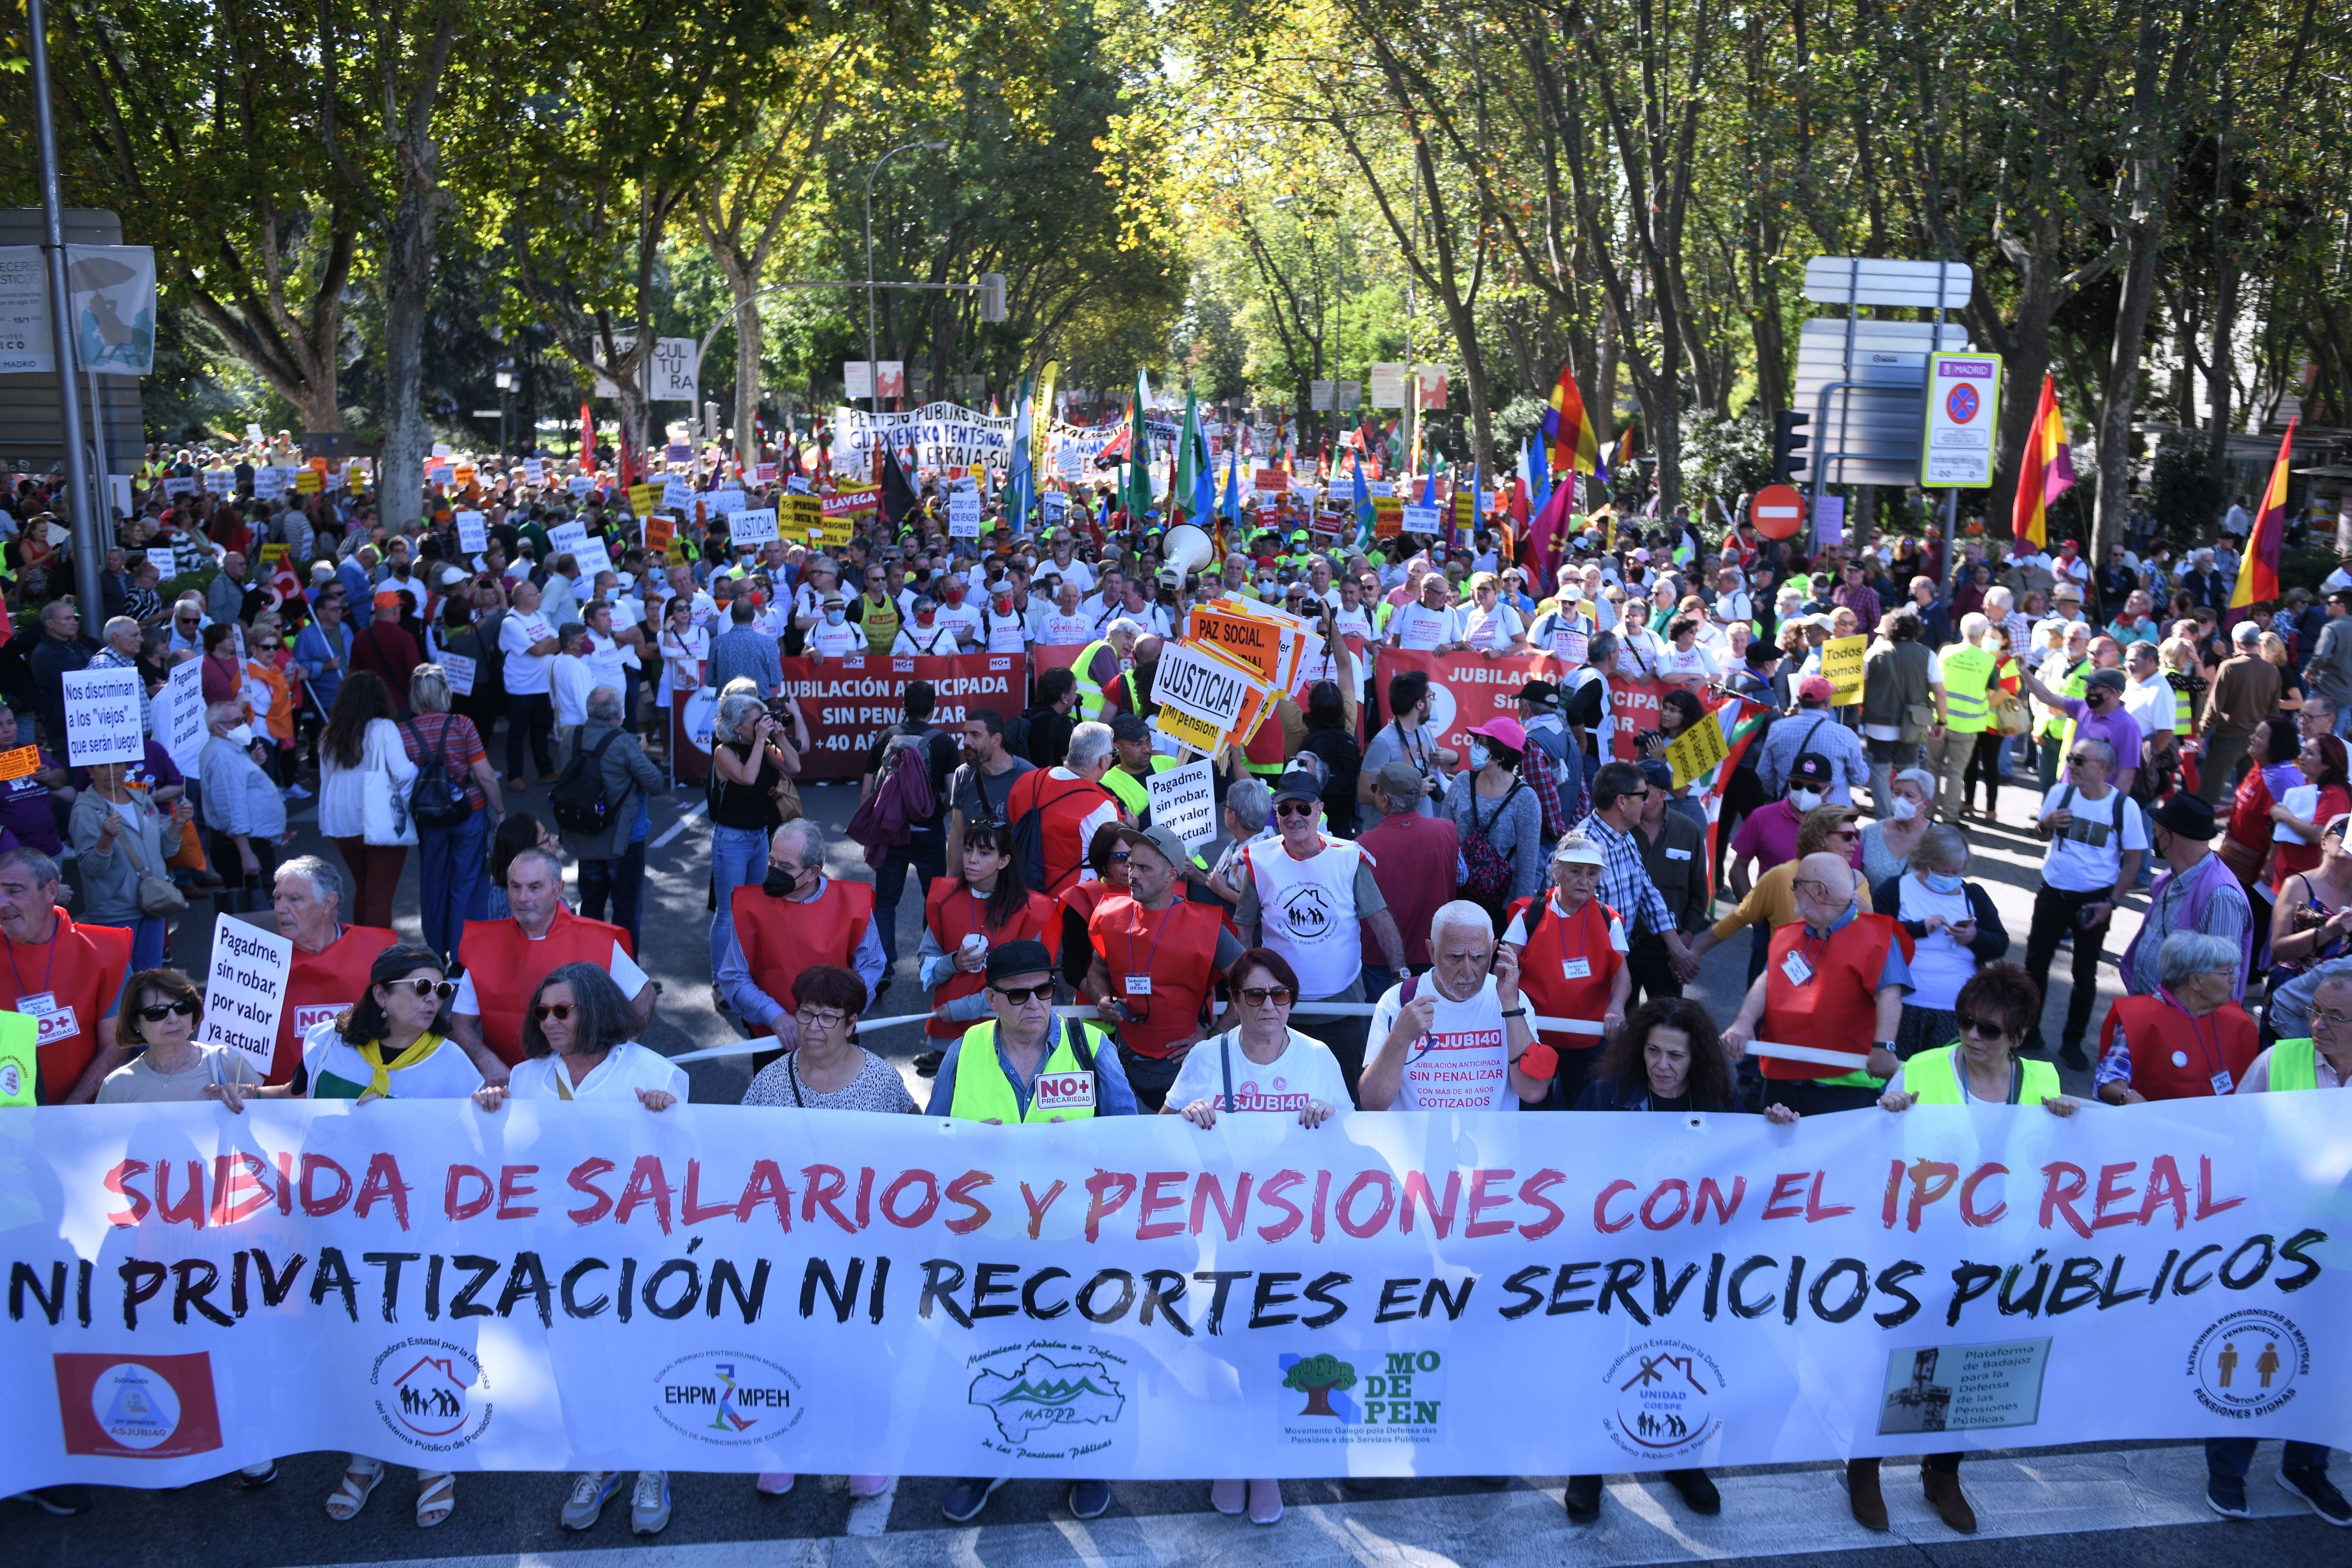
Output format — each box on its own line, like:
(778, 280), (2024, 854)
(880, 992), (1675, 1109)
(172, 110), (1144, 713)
(4, 407), (2347, 1540)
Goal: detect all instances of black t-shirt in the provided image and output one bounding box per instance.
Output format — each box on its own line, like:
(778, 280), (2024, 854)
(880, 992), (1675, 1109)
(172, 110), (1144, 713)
(950, 757), (1034, 830)
(709, 740), (785, 830)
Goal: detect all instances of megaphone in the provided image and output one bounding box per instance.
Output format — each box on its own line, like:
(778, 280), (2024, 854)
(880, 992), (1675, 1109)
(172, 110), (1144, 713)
(1160, 522), (1215, 590)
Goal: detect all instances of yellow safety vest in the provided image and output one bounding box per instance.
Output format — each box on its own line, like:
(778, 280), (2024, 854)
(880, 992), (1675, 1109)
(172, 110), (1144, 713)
(1906, 1044), (2061, 1106)
(0, 1015), (35, 1106)
(1941, 644), (1996, 734)
(1073, 639), (1118, 721)
(1101, 755), (1176, 818)
(2267, 1038), (2322, 1091)
(2040, 657), (2088, 741)
(858, 594), (901, 655)
(947, 1018), (1109, 1123)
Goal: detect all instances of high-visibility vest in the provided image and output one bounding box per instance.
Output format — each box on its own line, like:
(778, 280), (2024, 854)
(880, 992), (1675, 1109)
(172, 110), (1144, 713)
(1073, 639), (1118, 720)
(858, 593), (901, 655)
(2267, 1037), (2322, 1091)
(2040, 657), (2088, 740)
(948, 1017), (1110, 1122)
(1905, 1043), (2061, 1105)
(1941, 645), (1997, 734)
(1100, 756), (1176, 819)
(0, 1018), (35, 1106)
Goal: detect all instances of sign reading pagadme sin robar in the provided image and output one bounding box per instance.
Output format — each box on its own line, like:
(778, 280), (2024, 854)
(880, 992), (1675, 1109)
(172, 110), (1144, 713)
(4, 1096), (2343, 1486)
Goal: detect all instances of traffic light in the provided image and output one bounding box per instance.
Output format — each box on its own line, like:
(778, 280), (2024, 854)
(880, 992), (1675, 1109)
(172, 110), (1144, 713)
(1771, 410), (1810, 483)
(979, 272), (1007, 324)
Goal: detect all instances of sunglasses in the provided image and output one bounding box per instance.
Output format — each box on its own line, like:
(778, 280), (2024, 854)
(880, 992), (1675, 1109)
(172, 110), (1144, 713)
(384, 978), (457, 1001)
(1276, 800), (1318, 818)
(138, 999), (198, 1022)
(1239, 985), (1293, 1006)
(531, 1002), (576, 1022)
(1829, 826), (1861, 840)
(2066, 753), (2099, 765)
(1956, 1013), (2010, 1040)
(990, 982), (1056, 1004)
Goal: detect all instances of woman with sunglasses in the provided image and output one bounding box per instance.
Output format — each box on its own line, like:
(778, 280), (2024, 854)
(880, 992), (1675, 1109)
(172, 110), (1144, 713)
(303, 945), (481, 1527)
(473, 962), (684, 1534)
(1865, 960), (2077, 1535)
(1687, 805), (1872, 985)
(1164, 946), (1342, 1527)
(2269, 734), (2350, 893)
(95, 968), (264, 1104)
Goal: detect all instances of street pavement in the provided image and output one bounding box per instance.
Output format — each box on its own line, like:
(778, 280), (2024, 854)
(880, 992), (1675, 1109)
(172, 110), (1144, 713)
(15, 767), (2342, 1568)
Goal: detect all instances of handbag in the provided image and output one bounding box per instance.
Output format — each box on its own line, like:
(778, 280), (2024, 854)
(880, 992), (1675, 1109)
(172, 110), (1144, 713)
(113, 807), (190, 917)
(360, 723), (421, 847)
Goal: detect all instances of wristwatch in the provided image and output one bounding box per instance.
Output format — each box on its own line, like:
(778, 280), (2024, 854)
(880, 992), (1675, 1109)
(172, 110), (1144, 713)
(1872, 1040), (1896, 1054)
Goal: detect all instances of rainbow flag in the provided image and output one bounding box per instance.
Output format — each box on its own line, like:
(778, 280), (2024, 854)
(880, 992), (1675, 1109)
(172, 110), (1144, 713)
(2011, 374), (2076, 550)
(1541, 361), (1600, 478)
(2231, 417), (2298, 611)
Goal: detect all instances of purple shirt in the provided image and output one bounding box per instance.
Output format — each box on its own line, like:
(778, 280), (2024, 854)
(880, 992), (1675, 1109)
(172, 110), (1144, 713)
(2060, 697), (2143, 776)
(1731, 798), (1802, 870)
(0, 751), (61, 854)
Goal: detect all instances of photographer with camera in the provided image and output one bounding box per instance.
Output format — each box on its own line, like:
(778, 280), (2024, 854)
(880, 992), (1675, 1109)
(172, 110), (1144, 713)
(2024, 735), (2146, 1067)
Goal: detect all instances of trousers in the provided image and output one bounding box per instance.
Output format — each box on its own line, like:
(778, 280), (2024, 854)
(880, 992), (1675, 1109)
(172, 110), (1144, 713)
(2023, 882), (2112, 1053)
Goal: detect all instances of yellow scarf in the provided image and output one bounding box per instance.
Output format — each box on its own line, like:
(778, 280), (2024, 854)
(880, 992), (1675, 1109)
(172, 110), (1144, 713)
(356, 1032), (444, 1098)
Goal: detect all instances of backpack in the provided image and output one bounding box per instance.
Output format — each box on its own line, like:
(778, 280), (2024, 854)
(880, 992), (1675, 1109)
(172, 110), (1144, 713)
(1459, 780), (1525, 921)
(1013, 778), (1099, 890)
(846, 732), (939, 868)
(549, 730), (624, 835)
(404, 720), (472, 831)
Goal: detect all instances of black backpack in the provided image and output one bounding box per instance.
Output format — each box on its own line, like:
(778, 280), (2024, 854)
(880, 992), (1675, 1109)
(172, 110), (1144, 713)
(1012, 778), (1097, 890)
(550, 730), (624, 834)
(404, 720), (472, 831)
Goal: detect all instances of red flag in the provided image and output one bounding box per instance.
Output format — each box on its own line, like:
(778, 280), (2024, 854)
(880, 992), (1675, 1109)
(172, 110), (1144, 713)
(2231, 417), (2297, 612)
(579, 401), (596, 474)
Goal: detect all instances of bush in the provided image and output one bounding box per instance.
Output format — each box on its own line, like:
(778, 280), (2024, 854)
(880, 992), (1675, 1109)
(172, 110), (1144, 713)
(1681, 410), (1772, 508)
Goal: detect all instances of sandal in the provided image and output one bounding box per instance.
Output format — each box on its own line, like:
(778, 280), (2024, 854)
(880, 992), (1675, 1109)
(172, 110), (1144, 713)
(325, 1457), (384, 1521)
(417, 1472), (456, 1529)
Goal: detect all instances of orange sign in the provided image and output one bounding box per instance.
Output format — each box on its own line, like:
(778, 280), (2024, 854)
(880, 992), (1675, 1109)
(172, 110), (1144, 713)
(0, 746), (37, 781)
(643, 515), (677, 555)
(1185, 607), (1284, 683)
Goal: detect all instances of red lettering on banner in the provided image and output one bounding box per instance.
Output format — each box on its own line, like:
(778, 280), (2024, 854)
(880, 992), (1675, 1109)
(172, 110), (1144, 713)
(615, 1156), (674, 1233)
(1400, 1171), (1460, 1236)
(736, 1160), (795, 1227)
(445, 1165), (494, 1221)
(567, 1157), (616, 1224)
(1805, 1170), (1854, 1221)
(1902, 1161), (1958, 1231)
(1762, 1171), (1812, 1220)
(880, 1168), (940, 1228)
(1085, 1169), (1135, 1240)
(2040, 1161), (2092, 1237)
(497, 1165), (541, 1220)
(1959, 1163), (2008, 1226)
(1465, 1168), (1516, 1237)
(1256, 1169), (1306, 1241)
(1190, 1172), (1253, 1240)
(1374, 649), (1588, 758)
(1593, 1178), (1637, 1233)
(1020, 1178), (1066, 1239)
(210, 1154), (275, 1226)
(680, 1160), (732, 1224)
(353, 1153), (411, 1230)
(801, 1164), (855, 1232)
(1695, 1175), (1745, 1224)
(2139, 1154), (2188, 1228)
(1137, 1171), (1188, 1239)
(2092, 1162), (2141, 1230)
(944, 1169), (993, 1233)
(155, 1159), (205, 1226)
(2195, 1154), (2244, 1219)
(104, 1159), (151, 1226)
(1518, 1169), (1568, 1238)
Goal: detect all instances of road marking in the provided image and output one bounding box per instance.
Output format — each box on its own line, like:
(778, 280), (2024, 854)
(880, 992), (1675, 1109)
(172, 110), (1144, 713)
(235, 1444), (2310, 1568)
(653, 801), (707, 848)
(846, 1477), (900, 1536)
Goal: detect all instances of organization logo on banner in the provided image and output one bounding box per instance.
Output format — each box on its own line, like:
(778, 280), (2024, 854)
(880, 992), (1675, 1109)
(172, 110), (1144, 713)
(1275, 883), (1336, 941)
(968, 1345), (1128, 1456)
(371, 1339), (491, 1452)
(1277, 1350), (1447, 1446)
(53, 1353), (224, 1458)
(654, 1351), (806, 1446)
(1877, 1337), (2048, 1435)
(2188, 1309), (2306, 1419)
(1602, 1340), (1725, 1460)
(290, 1004), (344, 1037)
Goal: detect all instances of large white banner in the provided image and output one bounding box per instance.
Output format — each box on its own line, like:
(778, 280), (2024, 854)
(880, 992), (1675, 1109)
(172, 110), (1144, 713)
(4, 1098), (2343, 1489)
(831, 404), (1164, 477)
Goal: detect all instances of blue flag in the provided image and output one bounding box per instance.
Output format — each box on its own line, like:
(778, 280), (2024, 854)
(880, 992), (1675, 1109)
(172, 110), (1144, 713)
(1219, 446), (1241, 524)
(1527, 435), (1552, 514)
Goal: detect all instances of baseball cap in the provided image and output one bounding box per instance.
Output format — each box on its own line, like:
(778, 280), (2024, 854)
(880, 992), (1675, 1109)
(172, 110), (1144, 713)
(1270, 770), (1323, 805)
(1638, 759), (1675, 792)
(1798, 674), (1837, 702)
(1787, 753), (1835, 789)
(1371, 759), (1426, 803)
(1115, 822), (1192, 873)
(372, 589), (403, 610)
(1512, 679), (1560, 707)
(1467, 716), (1527, 752)
(2084, 667), (2129, 693)
(1109, 713), (1150, 742)
(983, 938), (1056, 987)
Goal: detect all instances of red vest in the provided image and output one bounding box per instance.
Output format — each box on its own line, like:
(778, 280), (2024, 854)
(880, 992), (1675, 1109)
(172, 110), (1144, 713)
(923, 877), (1059, 1038)
(2097, 993), (2261, 1101)
(1087, 894), (1226, 1058)
(274, 925), (399, 1084)
(1007, 769), (1117, 896)
(1760, 913), (1910, 1081)
(457, 907), (634, 1064)
(1358, 810), (1459, 966)
(5, 912), (133, 1102)
(729, 878), (876, 1037)
(1507, 893), (1624, 1054)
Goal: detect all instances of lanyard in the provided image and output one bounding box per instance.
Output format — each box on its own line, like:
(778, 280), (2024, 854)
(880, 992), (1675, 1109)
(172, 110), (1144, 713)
(2158, 987), (2227, 1084)
(1125, 901), (1181, 993)
(7, 921), (59, 999)
(1394, 721), (1429, 774)
(785, 1051), (807, 1108)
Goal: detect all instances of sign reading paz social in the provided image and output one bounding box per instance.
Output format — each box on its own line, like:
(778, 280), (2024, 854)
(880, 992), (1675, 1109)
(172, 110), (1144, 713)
(1145, 758), (1217, 847)
(60, 667), (144, 766)
(196, 913), (295, 1069)
(1820, 634), (1868, 706)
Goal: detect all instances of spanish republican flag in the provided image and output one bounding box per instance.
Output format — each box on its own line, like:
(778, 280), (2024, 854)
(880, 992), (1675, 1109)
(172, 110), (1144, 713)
(2011, 374), (2076, 550)
(1542, 361), (1601, 478)
(2231, 416), (2298, 611)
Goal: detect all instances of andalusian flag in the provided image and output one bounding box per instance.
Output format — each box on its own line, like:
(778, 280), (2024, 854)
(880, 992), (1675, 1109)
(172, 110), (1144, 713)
(2231, 417), (2298, 612)
(1542, 361), (1601, 479)
(1171, 384), (1214, 524)
(2011, 373), (2076, 550)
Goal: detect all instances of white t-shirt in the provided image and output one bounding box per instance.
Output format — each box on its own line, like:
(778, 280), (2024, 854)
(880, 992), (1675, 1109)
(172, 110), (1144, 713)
(1047, 557), (1096, 596)
(1390, 603), (1456, 651)
(1657, 642), (1720, 683)
(2125, 672), (2174, 737)
(1366, 973), (1518, 1112)
(585, 629), (639, 693)
(892, 620), (963, 656)
(551, 653), (595, 729)
(1461, 602), (1525, 652)
(934, 602), (984, 647)
(500, 611), (557, 693)
(1892, 875), (1977, 1012)
(1037, 611), (1094, 647)
(808, 620), (863, 659)
(1166, 1028), (1352, 1115)
(453, 939), (649, 1015)
(2036, 782), (2147, 893)
(507, 1041), (688, 1103)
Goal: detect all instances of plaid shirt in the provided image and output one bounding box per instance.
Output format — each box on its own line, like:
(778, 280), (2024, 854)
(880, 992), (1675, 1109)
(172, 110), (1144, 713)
(1572, 811), (1677, 941)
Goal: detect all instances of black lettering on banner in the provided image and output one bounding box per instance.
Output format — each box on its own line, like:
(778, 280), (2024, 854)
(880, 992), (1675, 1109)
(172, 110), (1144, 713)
(971, 1262), (1021, 1320)
(1192, 1269), (1253, 1334)
(1022, 1266), (1072, 1321)
(1597, 1259), (1649, 1324)
(248, 1248), (305, 1308)
(2171, 1243), (2223, 1296)
(563, 1258), (611, 1318)
(709, 1258), (770, 1323)
(1301, 1271), (1351, 1328)
(2277, 1228), (2327, 1292)
(1375, 1278), (1418, 1324)
(446, 1254), (500, 1319)
(1251, 1271), (1303, 1328)
(1499, 1265), (1546, 1320)
(1139, 1269), (1193, 1336)
(311, 1247), (359, 1321)
(2046, 1256), (2105, 1315)
(917, 1259), (970, 1325)
(1420, 1277), (1473, 1321)
(806, 1257), (868, 1322)
(1652, 1259), (1701, 1318)
(1947, 1261), (2001, 1325)
(1727, 1254), (1778, 1320)
(867, 1256), (890, 1324)
(1999, 1251), (2050, 1316)
(2219, 1234), (2275, 1290)
(1548, 1262), (1600, 1315)
(9, 1261), (65, 1325)
(1077, 1268), (1136, 1324)
(425, 1253), (444, 1319)
(499, 1252), (554, 1326)
(171, 1259), (232, 1326)
(1873, 1261), (1925, 1327)
(362, 1251), (421, 1323)
(1807, 1258), (1870, 1323)
(121, 1259), (165, 1329)
(642, 1259), (702, 1319)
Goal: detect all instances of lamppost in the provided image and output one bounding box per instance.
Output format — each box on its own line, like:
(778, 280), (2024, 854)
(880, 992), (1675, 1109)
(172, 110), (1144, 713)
(494, 363), (515, 457)
(866, 140), (948, 413)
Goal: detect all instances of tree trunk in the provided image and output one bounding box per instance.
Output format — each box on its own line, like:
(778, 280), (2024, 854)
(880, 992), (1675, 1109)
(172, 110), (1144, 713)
(733, 289), (764, 472)
(379, 242), (432, 530)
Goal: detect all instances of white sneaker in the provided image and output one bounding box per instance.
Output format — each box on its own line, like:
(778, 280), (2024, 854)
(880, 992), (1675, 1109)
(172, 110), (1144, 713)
(630, 1470), (671, 1535)
(283, 783), (313, 800)
(561, 1471), (619, 1530)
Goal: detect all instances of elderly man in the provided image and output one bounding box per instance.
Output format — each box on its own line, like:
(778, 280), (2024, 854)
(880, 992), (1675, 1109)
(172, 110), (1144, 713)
(2193, 620), (2283, 802)
(267, 856), (398, 1086)
(719, 817), (886, 1058)
(497, 578), (560, 788)
(2119, 790), (2251, 1002)
(1004, 721), (1122, 896)
(0, 847), (133, 1104)
(294, 586), (353, 723)
(2092, 931), (2256, 1105)
(707, 596), (784, 697)
(1360, 900), (1554, 1112)
(28, 599), (92, 748)
(207, 550), (251, 626)
(1722, 850), (1912, 1116)
(1755, 674), (1871, 803)
(2016, 654), (2142, 800)
(2023, 736), (2146, 1066)
(451, 845), (652, 1081)
(1068, 618), (1142, 723)
(1083, 823), (1242, 1109)
(1502, 833), (1631, 1107)
(199, 699), (288, 894)
(559, 686), (663, 951)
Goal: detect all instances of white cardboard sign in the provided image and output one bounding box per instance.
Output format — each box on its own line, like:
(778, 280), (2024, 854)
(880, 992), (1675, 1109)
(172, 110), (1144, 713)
(61, 666), (144, 766)
(159, 656), (207, 775)
(196, 913), (295, 1069)
(729, 508), (780, 547)
(454, 510), (488, 554)
(1145, 757), (1217, 848)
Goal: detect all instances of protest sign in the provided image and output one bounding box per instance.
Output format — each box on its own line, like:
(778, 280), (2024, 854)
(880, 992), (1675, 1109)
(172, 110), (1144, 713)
(294, 468), (322, 494)
(1146, 758), (1217, 846)
(574, 539), (614, 578)
(253, 468), (285, 499)
(628, 483), (659, 515)
(1401, 505), (1441, 535)
(1152, 642), (1256, 734)
(162, 476), (195, 497)
(782, 495), (825, 543)
(1057, 445), (1088, 480)
(194, 913), (294, 1070)
(1821, 634), (1868, 706)
(61, 667), (143, 766)
(822, 487), (877, 518)
(661, 480), (696, 513)
(523, 458), (546, 486)
(705, 488), (747, 516)
(568, 476), (594, 498)
(948, 485), (982, 538)
(775, 653), (1026, 779)
(0, 746), (34, 781)
(1373, 497), (1403, 538)
(729, 508), (780, 547)
(146, 544), (175, 580)
(159, 656), (206, 775)
(642, 515), (677, 556)
(1185, 606), (1286, 684)
(454, 510), (488, 555)
(1041, 490), (1068, 525)
(1665, 707), (1731, 788)
(438, 652), (477, 697)
(1254, 467), (1288, 494)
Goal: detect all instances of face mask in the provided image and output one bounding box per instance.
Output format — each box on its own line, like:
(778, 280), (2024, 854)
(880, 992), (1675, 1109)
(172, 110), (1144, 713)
(916, 611), (936, 627)
(1469, 742), (1493, 771)
(993, 595), (1014, 614)
(1788, 787), (1823, 812)
(1922, 871), (1964, 894)
(1888, 796), (1919, 821)
(761, 865), (810, 899)
(825, 608), (845, 626)
(225, 724), (255, 747)
(946, 587), (965, 606)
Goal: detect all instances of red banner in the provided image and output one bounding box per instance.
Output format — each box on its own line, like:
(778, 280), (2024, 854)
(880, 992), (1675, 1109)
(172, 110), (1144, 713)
(1368, 650), (1668, 767)
(777, 653), (1028, 779)
(1609, 676), (1674, 761)
(1031, 643), (1089, 674)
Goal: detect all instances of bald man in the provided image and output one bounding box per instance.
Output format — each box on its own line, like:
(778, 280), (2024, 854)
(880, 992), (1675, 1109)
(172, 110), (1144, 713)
(1722, 851), (1913, 1115)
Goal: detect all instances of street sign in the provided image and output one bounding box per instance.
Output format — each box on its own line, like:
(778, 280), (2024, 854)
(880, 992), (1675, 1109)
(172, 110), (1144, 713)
(1749, 484), (1805, 540)
(1802, 257), (1973, 311)
(1920, 352), (2003, 487)
(1792, 318), (1970, 485)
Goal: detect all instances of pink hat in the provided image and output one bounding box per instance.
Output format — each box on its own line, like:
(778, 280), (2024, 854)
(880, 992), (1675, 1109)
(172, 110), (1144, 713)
(1467, 716), (1527, 751)
(1798, 674), (1837, 702)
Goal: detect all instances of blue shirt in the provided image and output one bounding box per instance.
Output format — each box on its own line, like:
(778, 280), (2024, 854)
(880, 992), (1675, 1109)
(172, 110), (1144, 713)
(294, 620), (352, 716)
(925, 1015), (1140, 1118)
(705, 624), (785, 697)
(1803, 901), (1914, 995)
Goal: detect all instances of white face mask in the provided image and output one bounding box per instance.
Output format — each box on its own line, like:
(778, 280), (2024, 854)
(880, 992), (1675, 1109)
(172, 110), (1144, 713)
(225, 723), (256, 748)
(1888, 796), (1919, 821)
(1788, 787), (1823, 812)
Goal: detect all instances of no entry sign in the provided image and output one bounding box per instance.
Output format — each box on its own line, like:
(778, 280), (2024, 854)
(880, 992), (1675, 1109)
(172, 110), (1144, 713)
(1750, 484), (1806, 540)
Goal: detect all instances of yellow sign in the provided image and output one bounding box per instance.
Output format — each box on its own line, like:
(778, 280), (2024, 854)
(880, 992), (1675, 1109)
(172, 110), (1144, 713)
(1820, 635), (1867, 707)
(1152, 703), (1227, 756)
(782, 495), (824, 540)
(294, 469), (323, 494)
(259, 543), (290, 564)
(628, 483), (659, 515)
(1372, 496), (1403, 539)
(1454, 488), (1475, 531)
(1665, 709), (1729, 789)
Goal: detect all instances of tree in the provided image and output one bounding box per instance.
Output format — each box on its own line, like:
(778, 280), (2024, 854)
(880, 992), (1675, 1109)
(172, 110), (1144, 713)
(1282, 1353), (1357, 1417)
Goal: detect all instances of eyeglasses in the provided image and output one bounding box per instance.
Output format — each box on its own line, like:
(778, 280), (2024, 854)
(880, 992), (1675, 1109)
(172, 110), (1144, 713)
(2312, 1007), (2352, 1032)
(1107, 849), (1133, 863)
(1956, 1013), (2011, 1040)
(531, 1002), (576, 1022)
(1276, 800), (1318, 818)
(137, 999), (198, 1022)
(1791, 878), (1834, 900)
(990, 982), (1056, 1004)
(383, 978), (457, 1001)
(2066, 754), (2099, 766)
(1239, 985), (1293, 1006)
(793, 1005), (848, 1030)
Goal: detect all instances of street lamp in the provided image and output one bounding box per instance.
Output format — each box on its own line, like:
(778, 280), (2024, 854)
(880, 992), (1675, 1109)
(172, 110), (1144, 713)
(494, 364), (515, 457)
(866, 140), (949, 412)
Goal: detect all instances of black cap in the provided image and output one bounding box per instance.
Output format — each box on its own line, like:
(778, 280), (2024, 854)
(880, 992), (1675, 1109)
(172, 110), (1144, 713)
(1109, 713), (1150, 742)
(2148, 791), (2218, 841)
(1787, 753), (1836, 788)
(1512, 679), (1559, 707)
(984, 938), (1056, 986)
(1271, 770), (1322, 805)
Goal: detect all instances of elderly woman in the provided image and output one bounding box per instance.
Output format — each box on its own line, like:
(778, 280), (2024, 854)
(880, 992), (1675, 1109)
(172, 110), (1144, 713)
(474, 963), (684, 1536)
(96, 967), (263, 1105)
(69, 758), (189, 971)
(1867, 960), (2078, 1536)
(707, 689), (801, 986)
(1460, 571), (1527, 655)
(403, 664), (504, 964)
(1441, 716), (1546, 923)
(1860, 766), (1936, 885)
(1873, 825), (2009, 1058)
(1656, 614), (1719, 689)
(1165, 945), (1345, 1526)
(2094, 931), (2261, 1105)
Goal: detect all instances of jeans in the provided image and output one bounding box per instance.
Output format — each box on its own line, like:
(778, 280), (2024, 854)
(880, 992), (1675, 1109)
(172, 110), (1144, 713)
(872, 830), (947, 977)
(110, 914), (166, 973)
(2206, 1437), (2330, 1481)
(417, 807), (490, 963)
(505, 691), (555, 782)
(579, 839), (648, 954)
(710, 824), (772, 978)
(2023, 883), (2112, 1054)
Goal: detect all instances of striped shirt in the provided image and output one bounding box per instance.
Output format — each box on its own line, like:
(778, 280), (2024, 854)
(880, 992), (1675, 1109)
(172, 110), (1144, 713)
(1572, 812), (1677, 942)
